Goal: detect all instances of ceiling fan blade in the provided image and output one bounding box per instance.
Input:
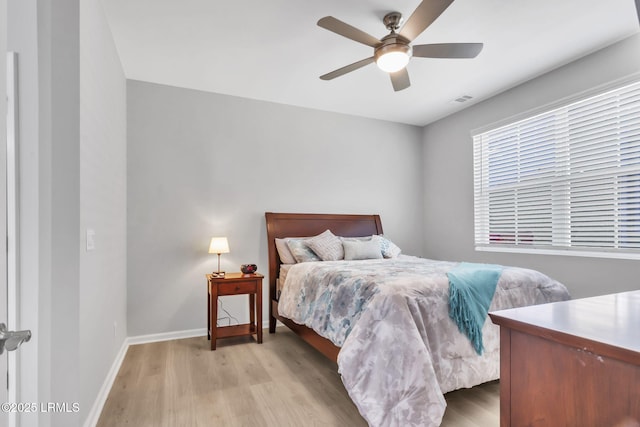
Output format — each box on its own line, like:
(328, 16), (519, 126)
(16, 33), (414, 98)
(317, 16), (381, 48)
(390, 68), (410, 92)
(320, 57), (375, 80)
(413, 43), (484, 58)
(399, 0), (454, 42)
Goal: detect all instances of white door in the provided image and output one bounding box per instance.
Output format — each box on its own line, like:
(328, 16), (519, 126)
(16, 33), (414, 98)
(2, 4), (30, 426)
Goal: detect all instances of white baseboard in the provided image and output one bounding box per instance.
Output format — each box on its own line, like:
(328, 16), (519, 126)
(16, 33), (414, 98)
(127, 328), (207, 346)
(83, 323), (272, 426)
(82, 338), (129, 427)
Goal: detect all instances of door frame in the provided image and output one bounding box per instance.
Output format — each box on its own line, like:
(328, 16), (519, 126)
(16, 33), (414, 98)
(0, 2), (9, 425)
(6, 51), (19, 425)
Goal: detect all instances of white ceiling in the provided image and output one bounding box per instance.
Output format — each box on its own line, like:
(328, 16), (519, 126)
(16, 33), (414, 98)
(102, 0), (639, 126)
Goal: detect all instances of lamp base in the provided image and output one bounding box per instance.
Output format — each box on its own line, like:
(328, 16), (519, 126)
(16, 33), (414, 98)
(211, 271), (225, 278)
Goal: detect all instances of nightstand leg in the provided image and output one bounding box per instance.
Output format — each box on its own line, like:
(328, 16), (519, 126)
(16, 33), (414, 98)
(249, 293), (255, 335)
(207, 282), (211, 340)
(211, 282), (218, 350)
(257, 280), (263, 344)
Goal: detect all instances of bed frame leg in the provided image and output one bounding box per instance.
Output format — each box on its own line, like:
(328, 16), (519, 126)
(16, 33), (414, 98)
(269, 315), (276, 333)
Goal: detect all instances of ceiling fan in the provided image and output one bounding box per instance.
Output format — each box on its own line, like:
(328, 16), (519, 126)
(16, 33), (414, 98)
(317, 0), (483, 91)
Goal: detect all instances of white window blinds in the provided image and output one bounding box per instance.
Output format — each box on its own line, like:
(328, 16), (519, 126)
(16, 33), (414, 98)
(473, 80), (640, 256)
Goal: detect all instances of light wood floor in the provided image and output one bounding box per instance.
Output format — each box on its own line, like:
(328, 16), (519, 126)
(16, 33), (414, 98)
(97, 328), (499, 426)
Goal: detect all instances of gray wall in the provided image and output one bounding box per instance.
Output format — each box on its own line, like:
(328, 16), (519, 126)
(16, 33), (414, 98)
(49, 0), (81, 424)
(79, 0), (127, 422)
(127, 80), (424, 336)
(422, 33), (640, 299)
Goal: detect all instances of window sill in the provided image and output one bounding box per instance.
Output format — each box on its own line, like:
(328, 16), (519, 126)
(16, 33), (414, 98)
(475, 245), (640, 261)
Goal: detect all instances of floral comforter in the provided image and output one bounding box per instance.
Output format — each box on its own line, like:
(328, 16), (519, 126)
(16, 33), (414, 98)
(277, 255), (570, 427)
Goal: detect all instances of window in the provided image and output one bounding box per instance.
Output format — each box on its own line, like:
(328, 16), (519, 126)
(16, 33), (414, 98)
(473, 80), (640, 258)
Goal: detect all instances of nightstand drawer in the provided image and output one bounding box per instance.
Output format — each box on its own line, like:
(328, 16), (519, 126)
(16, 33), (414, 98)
(217, 280), (257, 295)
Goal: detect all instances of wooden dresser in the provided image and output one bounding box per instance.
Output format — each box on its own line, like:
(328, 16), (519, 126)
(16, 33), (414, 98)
(489, 291), (640, 427)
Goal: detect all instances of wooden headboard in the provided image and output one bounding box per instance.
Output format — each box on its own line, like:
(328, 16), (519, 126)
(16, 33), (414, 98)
(264, 212), (383, 358)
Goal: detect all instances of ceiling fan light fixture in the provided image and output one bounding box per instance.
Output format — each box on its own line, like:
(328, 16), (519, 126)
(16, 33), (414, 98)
(375, 44), (412, 73)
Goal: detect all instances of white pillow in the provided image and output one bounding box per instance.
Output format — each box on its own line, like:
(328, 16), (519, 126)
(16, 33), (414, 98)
(286, 239), (321, 263)
(305, 230), (344, 261)
(340, 235), (373, 242)
(373, 235), (402, 258)
(275, 238), (297, 264)
(343, 239), (383, 260)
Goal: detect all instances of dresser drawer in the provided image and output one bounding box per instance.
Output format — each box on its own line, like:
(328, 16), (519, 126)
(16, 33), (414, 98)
(217, 280), (257, 295)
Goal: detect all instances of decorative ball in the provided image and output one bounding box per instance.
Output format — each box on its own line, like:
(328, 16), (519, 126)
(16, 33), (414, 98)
(241, 264), (257, 274)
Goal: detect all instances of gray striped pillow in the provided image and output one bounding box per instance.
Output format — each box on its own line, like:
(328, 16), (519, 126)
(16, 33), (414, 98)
(305, 230), (344, 261)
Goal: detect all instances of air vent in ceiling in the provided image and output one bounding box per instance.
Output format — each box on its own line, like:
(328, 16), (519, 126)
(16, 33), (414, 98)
(454, 95), (473, 103)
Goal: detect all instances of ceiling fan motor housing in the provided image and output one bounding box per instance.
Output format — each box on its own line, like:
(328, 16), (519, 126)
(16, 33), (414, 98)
(374, 34), (413, 62)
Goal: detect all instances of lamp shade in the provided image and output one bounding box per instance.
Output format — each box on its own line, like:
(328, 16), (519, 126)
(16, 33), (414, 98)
(208, 237), (230, 254)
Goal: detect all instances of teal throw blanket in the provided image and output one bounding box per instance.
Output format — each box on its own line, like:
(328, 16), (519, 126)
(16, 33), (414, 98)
(447, 262), (503, 355)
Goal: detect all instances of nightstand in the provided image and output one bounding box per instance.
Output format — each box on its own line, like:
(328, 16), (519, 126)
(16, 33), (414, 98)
(207, 273), (263, 350)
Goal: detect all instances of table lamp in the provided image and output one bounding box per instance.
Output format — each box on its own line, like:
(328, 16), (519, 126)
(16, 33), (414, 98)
(209, 237), (230, 277)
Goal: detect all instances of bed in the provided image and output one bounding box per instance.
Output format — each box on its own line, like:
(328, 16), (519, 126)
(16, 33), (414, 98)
(265, 212), (570, 427)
